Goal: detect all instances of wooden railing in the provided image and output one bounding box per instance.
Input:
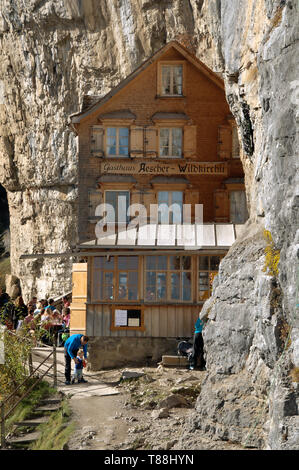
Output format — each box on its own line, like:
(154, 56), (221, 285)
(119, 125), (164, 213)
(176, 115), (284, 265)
(0, 329), (58, 449)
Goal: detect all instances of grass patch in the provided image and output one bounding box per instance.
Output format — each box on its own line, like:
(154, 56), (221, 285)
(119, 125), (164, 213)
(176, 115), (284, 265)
(0, 256), (10, 291)
(30, 399), (75, 450)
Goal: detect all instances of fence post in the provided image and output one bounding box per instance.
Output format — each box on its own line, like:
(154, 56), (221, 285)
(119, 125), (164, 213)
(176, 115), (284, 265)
(28, 350), (33, 375)
(53, 344), (57, 387)
(1, 401), (5, 449)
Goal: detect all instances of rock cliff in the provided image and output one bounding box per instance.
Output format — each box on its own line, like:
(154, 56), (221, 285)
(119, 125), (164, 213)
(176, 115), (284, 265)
(0, 0), (298, 449)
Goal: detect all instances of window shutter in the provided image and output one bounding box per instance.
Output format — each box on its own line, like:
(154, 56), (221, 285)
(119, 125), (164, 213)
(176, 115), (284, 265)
(130, 126), (144, 158)
(214, 189), (229, 222)
(184, 189), (199, 221)
(229, 190), (248, 223)
(183, 125), (197, 159)
(90, 126), (104, 156)
(88, 189), (102, 217)
(218, 125), (231, 160)
(145, 127), (157, 157)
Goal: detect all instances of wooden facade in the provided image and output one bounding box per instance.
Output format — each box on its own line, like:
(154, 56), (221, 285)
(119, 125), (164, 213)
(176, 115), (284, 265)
(69, 41), (247, 345)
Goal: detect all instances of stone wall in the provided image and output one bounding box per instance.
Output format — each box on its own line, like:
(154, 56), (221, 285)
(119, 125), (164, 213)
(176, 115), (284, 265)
(88, 336), (178, 370)
(0, 0), (298, 449)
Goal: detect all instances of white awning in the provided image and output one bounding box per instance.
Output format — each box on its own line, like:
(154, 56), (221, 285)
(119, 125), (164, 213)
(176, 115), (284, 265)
(80, 224), (244, 250)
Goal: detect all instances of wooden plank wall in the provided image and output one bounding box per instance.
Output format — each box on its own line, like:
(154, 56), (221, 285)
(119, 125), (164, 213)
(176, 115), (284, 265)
(70, 263), (88, 335)
(87, 304), (199, 338)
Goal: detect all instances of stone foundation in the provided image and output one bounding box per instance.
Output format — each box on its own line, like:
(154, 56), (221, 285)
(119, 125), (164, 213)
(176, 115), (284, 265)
(88, 337), (179, 370)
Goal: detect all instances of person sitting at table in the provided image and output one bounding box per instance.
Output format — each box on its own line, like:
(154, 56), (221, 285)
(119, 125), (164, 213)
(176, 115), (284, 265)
(40, 308), (50, 325)
(22, 307), (37, 342)
(34, 300), (44, 317)
(62, 295), (70, 309)
(51, 309), (62, 324)
(57, 307), (71, 347)
(40, 308), (52, 344)
(24, 307), (36, 329)
(45, 298), (55, 312)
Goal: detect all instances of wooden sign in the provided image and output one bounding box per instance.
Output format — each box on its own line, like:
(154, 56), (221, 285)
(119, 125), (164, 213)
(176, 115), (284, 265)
(100, 160), (228, 176)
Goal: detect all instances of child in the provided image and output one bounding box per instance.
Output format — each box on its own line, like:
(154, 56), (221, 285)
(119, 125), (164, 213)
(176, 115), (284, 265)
(71, 350), (87, 384)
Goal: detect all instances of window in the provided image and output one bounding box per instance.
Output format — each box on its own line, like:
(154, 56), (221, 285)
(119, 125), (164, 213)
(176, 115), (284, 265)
(105, 190), (130, 223)
(145, 255), (192, 302)
(229, 191), (248, 223)
(92, 256), (139, 302)
(161, 65), (183, 96)
(198, 255), (223, 301)
(158, 191), (183, 224)
(106, 127), (129, 157)
(159, 128), (182, 157)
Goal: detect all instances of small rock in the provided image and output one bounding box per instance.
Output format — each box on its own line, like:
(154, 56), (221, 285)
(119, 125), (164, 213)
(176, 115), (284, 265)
(121, 370), (145, 380)
(165, 439), (178, 450)
(151, 408), (170, 419)
(158, 393), (190, 409)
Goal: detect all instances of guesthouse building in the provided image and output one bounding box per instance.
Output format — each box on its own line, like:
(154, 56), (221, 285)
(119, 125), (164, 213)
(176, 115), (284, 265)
(68, 41), (248, 368)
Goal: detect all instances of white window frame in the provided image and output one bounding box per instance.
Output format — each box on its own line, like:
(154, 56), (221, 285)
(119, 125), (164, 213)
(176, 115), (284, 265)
(161, 64), (183, 96)
(104, 190), (130, 224)
(106, 127), (129, 157)
(159, 127), (183, 158)
(157, 190), (183, 224)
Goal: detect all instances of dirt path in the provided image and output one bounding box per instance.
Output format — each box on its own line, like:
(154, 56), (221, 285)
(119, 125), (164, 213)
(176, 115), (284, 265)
(67, 394), (129, 450)
(65, 366), (246, 451)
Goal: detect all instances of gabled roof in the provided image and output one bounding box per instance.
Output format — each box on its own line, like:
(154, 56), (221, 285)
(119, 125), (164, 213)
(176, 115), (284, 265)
(70, 41), (224, 124)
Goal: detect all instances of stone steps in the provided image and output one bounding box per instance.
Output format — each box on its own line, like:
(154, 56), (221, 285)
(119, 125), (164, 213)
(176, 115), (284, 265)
(35, 402), (61, 412)
(5, 394), (63, 449)
(7, 431), (42, 445)
(14, 416), (50, 427)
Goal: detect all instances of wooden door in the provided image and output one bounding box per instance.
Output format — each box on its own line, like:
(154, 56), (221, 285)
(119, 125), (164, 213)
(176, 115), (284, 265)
(218, 125), (231, 160)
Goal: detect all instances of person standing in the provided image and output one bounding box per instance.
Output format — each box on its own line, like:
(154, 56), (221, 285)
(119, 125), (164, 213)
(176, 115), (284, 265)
(14, 296), (28, 329)
(71, 350), (87, 384)
(189, 314), (206, 370)
(64, 334), (89, 385)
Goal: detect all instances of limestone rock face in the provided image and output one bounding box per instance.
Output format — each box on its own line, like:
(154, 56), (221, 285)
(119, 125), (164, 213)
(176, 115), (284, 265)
(0, 0), (298, 449)
(0, 0), (221, 298)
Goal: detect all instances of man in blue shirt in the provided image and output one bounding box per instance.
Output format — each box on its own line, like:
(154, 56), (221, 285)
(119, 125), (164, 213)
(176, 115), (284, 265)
(189, 315), (206, 370)
(64, 334), (89, 385)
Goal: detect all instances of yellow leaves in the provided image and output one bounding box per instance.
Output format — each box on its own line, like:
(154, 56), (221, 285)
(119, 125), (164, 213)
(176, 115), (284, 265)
(263, 230), (280, 277)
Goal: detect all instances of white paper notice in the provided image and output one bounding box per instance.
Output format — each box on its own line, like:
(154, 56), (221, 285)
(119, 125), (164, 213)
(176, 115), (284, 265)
(128, 318), (140, 327)
(115, 309), (128, 326)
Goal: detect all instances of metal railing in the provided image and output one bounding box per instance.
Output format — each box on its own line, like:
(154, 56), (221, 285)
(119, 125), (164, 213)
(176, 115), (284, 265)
(0, 329), (58, 449)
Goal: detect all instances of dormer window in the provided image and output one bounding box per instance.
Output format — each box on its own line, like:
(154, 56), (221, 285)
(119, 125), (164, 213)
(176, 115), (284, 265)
(161, 65), (183, 95)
